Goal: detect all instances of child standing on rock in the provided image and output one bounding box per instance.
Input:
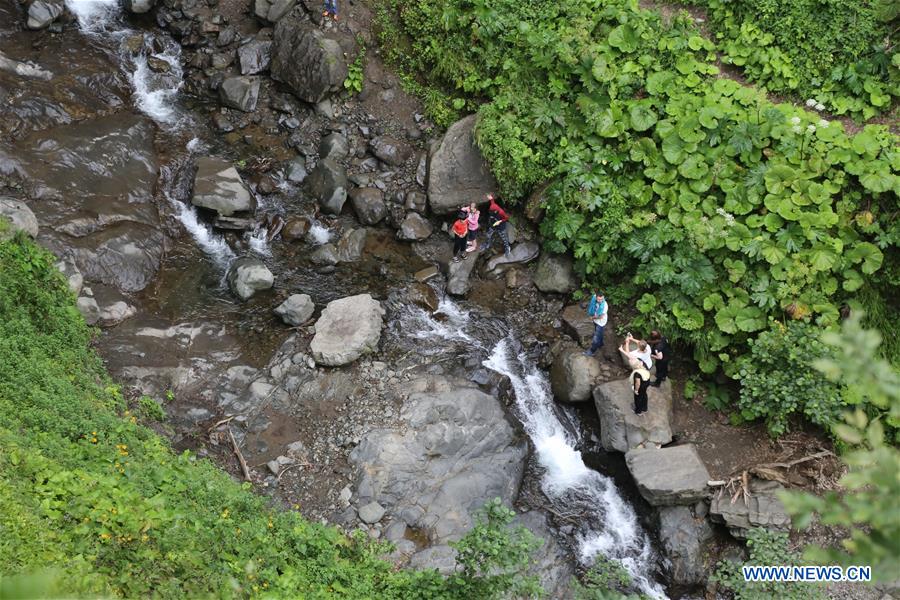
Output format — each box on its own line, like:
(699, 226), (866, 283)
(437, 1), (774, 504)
(451, 211), (469, 262)
(461, 202), (480, 252)
(323, 0), (338, 20)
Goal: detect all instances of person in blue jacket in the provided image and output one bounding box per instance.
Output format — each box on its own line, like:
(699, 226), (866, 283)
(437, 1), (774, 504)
(583, 290), (608, 357)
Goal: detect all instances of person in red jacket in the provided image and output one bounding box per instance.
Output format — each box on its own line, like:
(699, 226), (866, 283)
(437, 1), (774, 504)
(451, 211), (469, 262)
(484, 194), (511, 257)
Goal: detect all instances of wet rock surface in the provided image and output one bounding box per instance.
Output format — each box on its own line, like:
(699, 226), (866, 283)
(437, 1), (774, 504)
(192, 157), (256, 217)
(658, 506), (713, 586)
(227, 257), (275, 301)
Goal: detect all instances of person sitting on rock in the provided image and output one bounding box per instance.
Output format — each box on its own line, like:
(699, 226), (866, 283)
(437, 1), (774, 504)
(632, 365), (651, 414)
(619, 333), (653, 371)
(648, 330), (670, 387)
(451, 211), (469, 262)
(323, 0), (338, 20)
(460, 202), (480, 252)
(484, 194), (511, 257)
(583, 290), (608, 358)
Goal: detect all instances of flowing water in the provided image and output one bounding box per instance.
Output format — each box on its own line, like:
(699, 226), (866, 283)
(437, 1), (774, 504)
(397, 300), (666, 598)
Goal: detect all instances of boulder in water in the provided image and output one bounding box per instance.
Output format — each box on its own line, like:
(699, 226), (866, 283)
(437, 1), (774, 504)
(335, 228), (367, 262)
(238, 41), (273, 75)
(123, 0), (155, 13)
(227, 257), (274, 301)
(26, 0), (63, 29)
(397, 212), (433, 241)
(219, 76), (260, 112)
(658, 506), (714, 586)
(305, 159), (348, 215)
(369, 136), (412, 167)
(349, 188), (386, 225)
(594, 379), (673, 452)
(483, 241), (539, 278)
(274, 294), (315, 326)
(271, 19), (348, 104)
(192, 157), (256, 217)
(310, 294), (384, 366)
(349, 377), (527, 544)
(625, 445), (710, 506)
(427, 115), (497, 215)
(407, 282), (439, 312)
(310, 243), (339, 266)
(254, 0), (295, 23)
(284, 157), (308, 183)
(0, 197), (38, 241)
(533, 252), (578, 294)
(549, 349), (600, 403)
(282, 216), (311, 241)
(709, 478), (791, 539)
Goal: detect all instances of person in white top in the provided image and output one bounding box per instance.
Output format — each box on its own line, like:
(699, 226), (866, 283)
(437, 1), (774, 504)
(619, 333), (653, 371)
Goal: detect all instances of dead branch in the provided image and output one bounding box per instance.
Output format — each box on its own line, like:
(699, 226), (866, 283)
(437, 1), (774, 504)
(227, 426), (253, 482)
(208, 415), (237, 433)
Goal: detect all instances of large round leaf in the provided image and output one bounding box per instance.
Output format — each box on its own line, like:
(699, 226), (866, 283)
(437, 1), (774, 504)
(609, 25), (639, 53)
(848, 242), (884, 274)
(678, 155), (709, 179)
(629, 102), (658, 132)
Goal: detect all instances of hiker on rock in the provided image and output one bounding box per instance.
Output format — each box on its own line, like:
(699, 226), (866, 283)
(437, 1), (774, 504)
(619, 333), (653, 371)
(583, 290), (608, 357)
(632, 365), (651, 414)
(451, 210), (469, 262)
(484, 194), (511, 257)
(648, 330), (670, 387)
(460, 202), (480, 252)
(323, 0), (338, 20)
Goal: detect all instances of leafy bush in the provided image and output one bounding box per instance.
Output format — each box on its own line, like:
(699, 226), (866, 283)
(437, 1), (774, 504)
(736, 321), (843, 436)
(374, 0), (899, 434)
(138, 396), (166, 421)
(0, 234), (541, 598)
(572, 556), (638, 600)
(696, 0), (898, 119)
(783, 314), (900, 580)
(711, 528), (825, 600)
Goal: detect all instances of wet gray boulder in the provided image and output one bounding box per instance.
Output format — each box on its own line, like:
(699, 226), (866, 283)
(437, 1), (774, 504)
(192, 157), (256, 217)
(65, 225), (165, 293)
(625, 445), (710, 507)
(305, 159), (348, 214)
(284, 157), (308, 183)
(227, 257), (274, 301)
(254, 0), (295, 23)
(274, 294), (314, 326)
(319, 133), (350, 162)
(349, 377), (527, 544)
(369, 136), (412, 167)
(26, 0), (63, 29)
(483, 241), (540, 278)
(358, 502), (386, 524)
(0, 51), (53, 80)
(349, 188), (386, 225)
(709, 478), (791, 539)
(310, 243), (339, 266)
(427, 115), (498, 214)
(310, 294), (384, 366)
(446, 251), (478, 296)
(533, 252), (578, 294)
(594, 379), (673, 452)
(238, 41), (273, 75)
(335, 228), (367, 262)
(658, 506), (713, 586)
(219, 76), (260, 112)
(407, 282), (439, 312)
(397, 212), (433, 241)
(123, 0), (155, 13)
(271, 19), (348, 104)
(0, 197), (38, 241)
(550, 349), (600, 403)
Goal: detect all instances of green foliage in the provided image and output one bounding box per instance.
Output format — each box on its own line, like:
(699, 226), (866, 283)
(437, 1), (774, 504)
(344, 46), (366, 95)
(711, 528), (825, 600)
(374, 0), (899, 434)
(137, 396), (166, 422)
(697, 0), (898, 119)
(0, 235), (542, 598)
(572, 556), (640, 600)
(736, 320), (843, 436)
(783, 314), (900, 580)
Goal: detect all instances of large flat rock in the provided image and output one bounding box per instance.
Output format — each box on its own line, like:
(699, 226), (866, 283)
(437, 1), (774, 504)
(625, 445), (710, 506)
(310, 294), (384, 366)
(192, 157), (256, 217)
(594, 378), (673, 452)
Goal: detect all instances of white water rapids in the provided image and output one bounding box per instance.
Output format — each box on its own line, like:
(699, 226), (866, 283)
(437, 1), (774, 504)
(401, 300), (666, 598)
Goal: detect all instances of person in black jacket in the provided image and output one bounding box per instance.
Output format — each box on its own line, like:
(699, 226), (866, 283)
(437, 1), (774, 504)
(648, 330), (670, 387)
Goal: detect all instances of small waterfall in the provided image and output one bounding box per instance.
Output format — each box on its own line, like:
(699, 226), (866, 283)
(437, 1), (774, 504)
(65, 0), (122, 31)
(307, 222), (332, 245)
(398, 300), (666, 599)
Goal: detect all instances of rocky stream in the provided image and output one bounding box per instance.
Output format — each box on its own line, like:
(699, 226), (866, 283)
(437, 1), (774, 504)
(0, 1), (809, 598)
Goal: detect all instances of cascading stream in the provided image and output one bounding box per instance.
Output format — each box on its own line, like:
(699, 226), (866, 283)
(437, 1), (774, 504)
(397, 299), (667, 599)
